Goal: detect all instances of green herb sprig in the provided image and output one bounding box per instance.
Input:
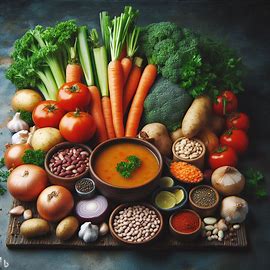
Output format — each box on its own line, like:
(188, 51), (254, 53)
(0, 157), (9, 195)
(243, 168), (267, 199)
(18, 110), (33, 126)
(22, 149), (46, 167)
(116, 155), (142, 178)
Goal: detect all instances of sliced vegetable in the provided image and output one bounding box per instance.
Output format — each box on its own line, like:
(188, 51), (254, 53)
(155, 191), (176, 209)
(172, 189), (185, 204)
(76, 195), (108, 223)
(7, 164), (48, 201)
(159, 176), (174, 188)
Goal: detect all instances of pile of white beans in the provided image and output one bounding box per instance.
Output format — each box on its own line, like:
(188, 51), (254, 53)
(112, 205), (161, 243)
(174, 137), (203, 159)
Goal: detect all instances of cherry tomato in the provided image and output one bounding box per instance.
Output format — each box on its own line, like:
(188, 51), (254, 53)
(226, 112), (250, 131)
(220, 129), (249, 154)
(208, 145), (238, 170)
(59, 110), (96, 143)
(213, 90), (238, 116)
(58, 82), (91, 112)
(32, 100), (66, 128)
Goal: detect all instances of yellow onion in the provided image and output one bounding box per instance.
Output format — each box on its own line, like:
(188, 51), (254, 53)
(211, 166), (245, 196)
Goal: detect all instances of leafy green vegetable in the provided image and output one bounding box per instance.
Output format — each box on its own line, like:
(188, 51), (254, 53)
(22, 149), (46, 167)
(6, 20), (78, 100)
(140, 22), (245, 98)
(142, 76), (193, 132)
(116, 155), (142, 178)
(18, 110), (33, 125)
(0, 159), (9, 195)
(243, 168), (267, 199)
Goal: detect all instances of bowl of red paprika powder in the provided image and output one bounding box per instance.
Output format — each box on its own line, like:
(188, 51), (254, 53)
(169, 209), (202, 241)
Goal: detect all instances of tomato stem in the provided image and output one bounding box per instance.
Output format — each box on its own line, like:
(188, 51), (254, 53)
(74, 108), (81, 117)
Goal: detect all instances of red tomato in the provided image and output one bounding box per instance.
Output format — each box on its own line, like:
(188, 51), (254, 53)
(208, 146), (238, 170)
(58, 82), (91, 112)
(220, 129), (249, 154)
(226, 112), (250, 131)
(32, 100), (66, 128)
(59, 110), (96, 143)
(213, 90), (238, 116)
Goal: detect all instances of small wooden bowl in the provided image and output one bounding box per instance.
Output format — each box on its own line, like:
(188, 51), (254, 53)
(109, 203), (163, 245)
(189, 185), (220, 217)
(169, 209), (202, 241)
(44, 142), (92, 190)
(172, 137), (206, 170)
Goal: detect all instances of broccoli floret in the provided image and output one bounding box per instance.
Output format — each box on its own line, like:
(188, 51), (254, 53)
(140, 22), (244, 98)
(141, 77), (193, 132)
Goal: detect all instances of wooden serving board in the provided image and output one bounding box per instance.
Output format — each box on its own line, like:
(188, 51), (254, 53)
(6, 200), (248, 250)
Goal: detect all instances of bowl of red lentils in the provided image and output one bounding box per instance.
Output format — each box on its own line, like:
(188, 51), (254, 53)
(169, 161), (204, 185)
(169, 209), (202, 241)
(44, 142), (92, 190)
(172, 137), (206, 170)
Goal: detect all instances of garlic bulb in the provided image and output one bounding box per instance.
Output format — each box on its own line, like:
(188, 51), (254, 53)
(7, 112), (29, 133)
(211, 166), (245, 195)
(221, 196), (248, 224)
(78, 222), (99, 243)
(11, 130), (29, 144)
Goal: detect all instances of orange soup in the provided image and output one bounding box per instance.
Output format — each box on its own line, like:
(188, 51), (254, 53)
(93, 143), (159, 188)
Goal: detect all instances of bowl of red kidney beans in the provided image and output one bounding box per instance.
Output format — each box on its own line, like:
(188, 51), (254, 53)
(44, 142), (92, 190)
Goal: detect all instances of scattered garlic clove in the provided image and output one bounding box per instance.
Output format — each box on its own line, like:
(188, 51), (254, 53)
(233, 224), (240, 230)
(23, 209), (32, 220)
(205, 225), (215, 231)
(216, 219), (228, 231)
(203, 217), (217, 225)
(9, 205), (25, 215)
(99, 222), (109, 236)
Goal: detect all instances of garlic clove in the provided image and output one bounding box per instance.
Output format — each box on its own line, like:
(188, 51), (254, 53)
(9, 205), (25, 215)
(11, 130), (29, 144)
(23, 209), (32, 220)
(99, 222), (109, 236)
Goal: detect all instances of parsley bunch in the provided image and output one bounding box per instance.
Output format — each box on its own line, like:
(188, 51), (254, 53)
(116, 155), (142, 178)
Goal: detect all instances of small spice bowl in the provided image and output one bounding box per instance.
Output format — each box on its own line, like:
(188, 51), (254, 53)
(169, 209), (202, 242)
(189, 185), (220, 217)
(172, 137), (206, 170)
(75, 178), (96, 199)
(152, 185), (188, 213)
(109, 203), (163, 245)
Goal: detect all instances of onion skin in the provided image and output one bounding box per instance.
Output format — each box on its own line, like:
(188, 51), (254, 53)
(37, 185), (74, 222)
(4, 143), (32, 169)
(7, 164), (48, 201)
(211, 166), (245, 196)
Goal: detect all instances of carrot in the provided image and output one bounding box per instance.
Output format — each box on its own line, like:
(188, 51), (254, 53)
(121, 57), (132, 85)
(102, 96), (116, 138)
(108, 60), (125, 137)
(88, 86), (108, 143)
(125, 64), (157, 137)
(119, 45), (127, 61)
(123, 57), (143, 114)
(66, 63), (83, 83)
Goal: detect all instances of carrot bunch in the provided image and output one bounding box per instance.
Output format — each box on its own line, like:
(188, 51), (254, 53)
(73, 6), (157, 144)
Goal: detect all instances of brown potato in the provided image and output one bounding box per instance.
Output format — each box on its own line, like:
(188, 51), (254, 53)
(11, 89), (43, 112)
(56, 216), (79, 241)
(20, 218), (50, 238)
(170, 128), (184, 142)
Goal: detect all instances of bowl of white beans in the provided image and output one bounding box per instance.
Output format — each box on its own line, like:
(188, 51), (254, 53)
(109, 203), (163, 245)
(172, 137), (206, 169)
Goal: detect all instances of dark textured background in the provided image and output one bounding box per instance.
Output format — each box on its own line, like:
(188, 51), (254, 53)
(0, 1), (269, 269)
